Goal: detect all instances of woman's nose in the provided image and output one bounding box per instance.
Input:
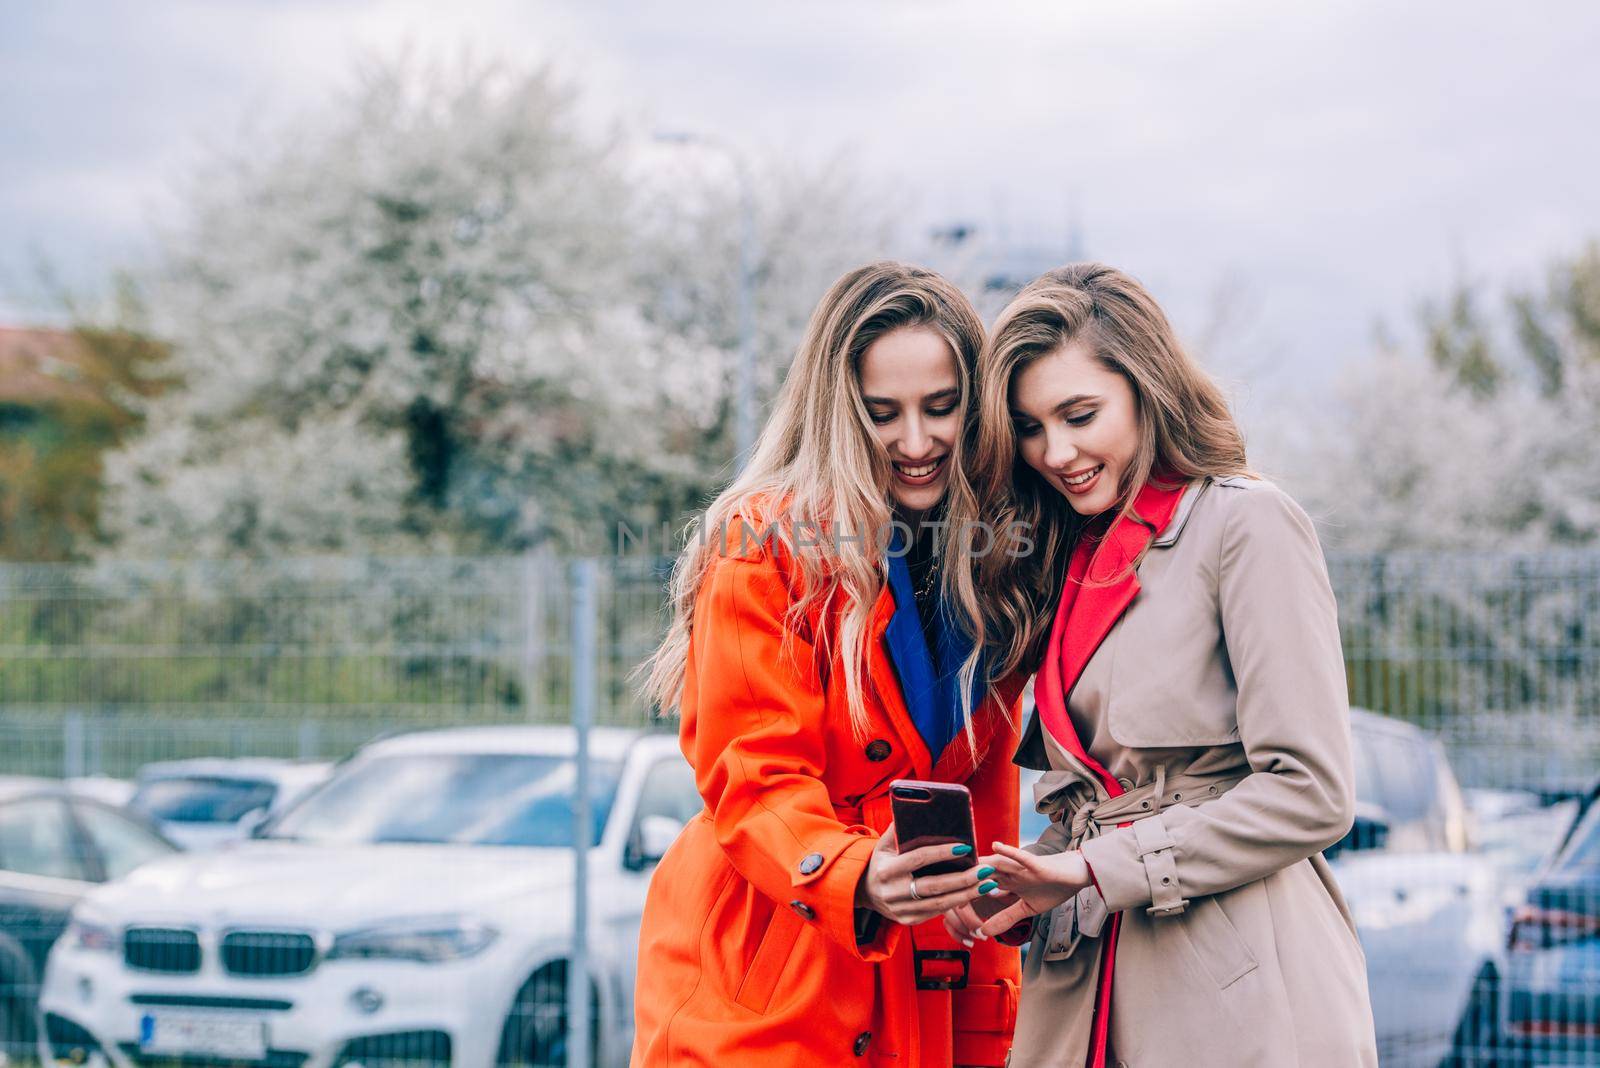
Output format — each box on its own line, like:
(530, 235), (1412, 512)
(1042, 427), (1077, 470)
(900, 416), (933, 459)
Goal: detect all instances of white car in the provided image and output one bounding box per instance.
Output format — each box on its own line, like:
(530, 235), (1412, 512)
(64, 777), (138, 809)
(1330, 709), (1505, 1068)
(1463, 786), (1579, 915)
(38, 726), (698, 1068)
(126, 758), (335, 851)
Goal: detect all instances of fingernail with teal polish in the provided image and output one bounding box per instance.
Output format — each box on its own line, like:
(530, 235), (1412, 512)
(951, 844), (973, 856)
(976, 866), (996, 879)
(978, 880), (998, 894)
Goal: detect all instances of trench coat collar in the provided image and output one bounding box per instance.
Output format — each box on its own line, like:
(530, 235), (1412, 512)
(1150, 474), (1212, 547)
(1015, 477), (1194, 772)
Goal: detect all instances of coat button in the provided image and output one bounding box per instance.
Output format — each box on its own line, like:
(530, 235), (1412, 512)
(789, 900), (815, 920)
(865, 739), (892, 762)
(798, 852), (824, 875)
(853, 1031), (872, 1056)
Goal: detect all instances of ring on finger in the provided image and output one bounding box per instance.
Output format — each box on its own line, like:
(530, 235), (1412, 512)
(909, 875), (922, 901)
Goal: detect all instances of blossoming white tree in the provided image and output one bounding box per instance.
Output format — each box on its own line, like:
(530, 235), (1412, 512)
(100, 57), (890, 558)
(1272, 242), (1600, 552)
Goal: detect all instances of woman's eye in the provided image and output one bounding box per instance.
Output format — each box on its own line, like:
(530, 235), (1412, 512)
(1065, 411), (1095, 427)
(926, 404), (957, 418)
(869, 411), (896, 425)
(1013, 421), (1040, 438)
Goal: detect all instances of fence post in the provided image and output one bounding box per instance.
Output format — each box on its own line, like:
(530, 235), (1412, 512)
(568, 558), (596, 1068)
(87, 717), (103, 776)
(296, 721), (320, 761)
(520, 554), (545, 722)
(63, 711), (85, 779)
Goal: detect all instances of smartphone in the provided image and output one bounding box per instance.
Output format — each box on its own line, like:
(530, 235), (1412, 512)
(890, 779), (977, 878)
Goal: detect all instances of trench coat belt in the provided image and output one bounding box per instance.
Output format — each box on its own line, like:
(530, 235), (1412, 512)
(1034, 766), (1248, 962)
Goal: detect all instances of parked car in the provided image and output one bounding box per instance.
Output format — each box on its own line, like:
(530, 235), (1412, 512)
(1020, 706), (1502, 1068)
(0, 776), (177, 1059)
(39, 727), (698, 1068)
(1448, 775), (1600, 1067)
(1464, 787), (1580, 916)
(1330, 709), (1505, 1068)
(64, 777), (138, 810)
(126, 758), (333, 850)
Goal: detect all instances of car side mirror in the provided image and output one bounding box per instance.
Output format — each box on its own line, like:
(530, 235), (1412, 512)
(625, 815), (684, 871)
(244, 808), (274, 839)
(1326, 803), (1391, 861)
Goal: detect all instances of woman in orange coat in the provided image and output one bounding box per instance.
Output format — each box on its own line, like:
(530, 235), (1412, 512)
(632, 262), (1024, 1067)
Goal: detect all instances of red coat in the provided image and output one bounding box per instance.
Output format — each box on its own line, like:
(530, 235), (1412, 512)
(632, 532), (1024, 1066)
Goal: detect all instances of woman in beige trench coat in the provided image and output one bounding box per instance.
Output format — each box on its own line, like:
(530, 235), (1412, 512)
(946, 263), (1378, 1067)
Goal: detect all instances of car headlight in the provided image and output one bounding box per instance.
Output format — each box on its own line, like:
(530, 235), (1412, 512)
(67, 913), (120, 954)
(327, 917), (499, 963)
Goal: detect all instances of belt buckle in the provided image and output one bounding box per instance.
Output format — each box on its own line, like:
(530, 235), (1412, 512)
(913, 948), (970, 990)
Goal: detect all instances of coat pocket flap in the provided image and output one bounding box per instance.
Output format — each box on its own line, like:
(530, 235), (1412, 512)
(1179, 896), (1258, 990)
(1039, 900), (1083, 962)
(733, 903), (806, 1013)
(1075, 885), (1109, 939)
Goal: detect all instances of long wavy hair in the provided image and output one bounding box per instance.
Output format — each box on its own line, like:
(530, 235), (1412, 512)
(639, 261), (989, 740)
(956, 263), (1253, 681)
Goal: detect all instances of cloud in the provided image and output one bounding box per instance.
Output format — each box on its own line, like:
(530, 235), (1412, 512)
(4, 0), (1599, 393)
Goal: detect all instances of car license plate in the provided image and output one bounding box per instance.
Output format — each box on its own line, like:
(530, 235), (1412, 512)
(139, 1012), (269, 1060)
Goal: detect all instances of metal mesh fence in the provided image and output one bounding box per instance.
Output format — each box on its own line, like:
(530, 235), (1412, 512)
(1333, 551), (1600, 796)
(0, 550), (1595, 1067)
(0, 555), (669, 778)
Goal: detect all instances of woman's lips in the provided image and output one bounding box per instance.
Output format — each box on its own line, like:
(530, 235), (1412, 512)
(893, 454), (948, 487)
(1060, 463), (1104, 496)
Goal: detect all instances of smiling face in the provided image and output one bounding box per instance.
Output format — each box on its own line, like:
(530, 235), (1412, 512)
(857, 325), (963, 518)
(1009, 339), (1142, 516)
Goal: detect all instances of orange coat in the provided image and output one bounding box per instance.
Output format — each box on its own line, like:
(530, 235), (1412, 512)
(632, 532), (1024, 1067)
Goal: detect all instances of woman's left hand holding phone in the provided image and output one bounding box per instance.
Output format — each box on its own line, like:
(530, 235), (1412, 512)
(856, 822), (998, 926)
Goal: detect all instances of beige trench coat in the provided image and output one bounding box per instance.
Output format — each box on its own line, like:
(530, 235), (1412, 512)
(1008, 476), (1378, 1068)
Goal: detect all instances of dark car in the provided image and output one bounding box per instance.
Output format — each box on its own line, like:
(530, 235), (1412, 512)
(1453, 776), (1600, 1067)
(0, 775), (177, 1056)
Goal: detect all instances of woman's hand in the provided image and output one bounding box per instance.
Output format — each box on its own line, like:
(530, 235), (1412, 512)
(943, 888), (1021, 947)
(974, 842), (1092, 938)
(858, 823), (998, 927)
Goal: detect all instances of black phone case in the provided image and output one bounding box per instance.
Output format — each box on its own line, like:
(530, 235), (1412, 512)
(890, 779), (977, 877)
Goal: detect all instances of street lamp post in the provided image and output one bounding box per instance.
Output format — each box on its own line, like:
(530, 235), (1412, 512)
(653, 131), (757, 470)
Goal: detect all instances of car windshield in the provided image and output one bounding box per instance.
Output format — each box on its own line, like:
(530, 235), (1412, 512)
(131, 777), (277, 823)
(263, 752), (622, 848)
(1476, 799), (1578, 876)
(1553, 799), (1600, 873)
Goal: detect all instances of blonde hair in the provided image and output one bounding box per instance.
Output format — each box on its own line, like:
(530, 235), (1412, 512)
(955, 262), (1252, 680)
(639, 262), (989, 740)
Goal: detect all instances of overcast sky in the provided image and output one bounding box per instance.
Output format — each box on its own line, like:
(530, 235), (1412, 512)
(4, 0), (1599, 392)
